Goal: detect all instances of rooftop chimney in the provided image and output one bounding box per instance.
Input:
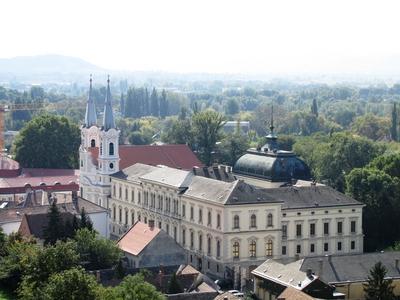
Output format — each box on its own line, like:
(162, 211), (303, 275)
(306, 268), (313, 279)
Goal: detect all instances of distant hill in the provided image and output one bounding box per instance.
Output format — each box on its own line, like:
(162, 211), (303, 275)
(0, 54), (103, 75)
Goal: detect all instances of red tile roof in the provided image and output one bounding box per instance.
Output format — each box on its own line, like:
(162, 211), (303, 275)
(89, 144), (203, 170)
(117, 221), (160, 256)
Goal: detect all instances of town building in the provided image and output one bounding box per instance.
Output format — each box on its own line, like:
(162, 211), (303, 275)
(79, 76), (202, 208)
(78, 79), (364, 286)
(117, 220), (186, 268)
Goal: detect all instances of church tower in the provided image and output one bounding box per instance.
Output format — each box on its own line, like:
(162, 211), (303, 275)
(79, 76), (120, 208)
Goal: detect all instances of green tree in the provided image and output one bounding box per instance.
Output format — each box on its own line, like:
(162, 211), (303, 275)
(368, 153), (400, 178)
(113, 274), (165, 300)
(43, 202), (64, 245)
(352, 114), (390, 141)
(167, 273), (183, 294)
(80, 208), (94, 232)
(390, 103), (398, 141)
(225, 98), (240, 115)
(162, 117), (194, 147)
(0, 227), (7, 257)
(74, 228), (120, 270)
(363, 262), (395, 300)
(311, 98), (318, 117)
(192, 109), (225, 165)
(42, 267), (101, 300)
(159, 89), (168, 118)
(219, 133), (249, 166)
(150, 88), (159, 117)
(128, 131), (152, 145)
(13, 115), (80, 168)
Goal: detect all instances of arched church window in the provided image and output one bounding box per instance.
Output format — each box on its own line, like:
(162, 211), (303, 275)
(109, 143), (114, 155)
(91, 139), (95, 147)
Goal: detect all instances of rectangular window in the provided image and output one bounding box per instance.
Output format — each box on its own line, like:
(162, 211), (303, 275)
(282, 225), (288, 239)
(166, 224), (169, 235)
(310, 223), (315, 236)
(190, 206), (194, 220)
(337, 221), (343, 234)
(131, 190), (134, 203)
(351, 241), (355, 250)
(182, 204), (186, 217)
(296, 224), (302, 237)
(324, 222), (329, 235)
(310, 243), (315, 253)
(324, 242), (329, 252)
(296, 244), (301, 254)
(282, 246), (287, 255)
(182, 229), (186, 245)
(337, 242), (342, 251)
(199, 209), (203, 223)
(351, 221), (356, 233)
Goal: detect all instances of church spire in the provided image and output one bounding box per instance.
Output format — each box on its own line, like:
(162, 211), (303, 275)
(84, 74), (97, 127)
(102, 75), (115, 131)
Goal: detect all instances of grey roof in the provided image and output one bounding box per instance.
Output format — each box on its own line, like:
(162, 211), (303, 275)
(84, 76), (97, 127)
(184, 176), (237, 204)
(140, 166), (193, 189)
(111, 163), (158, 182)
(0, 197), (107, 224)
(301, 252), (400, 283)
(265, 185), (362, 209)
(252, 259), (317, 290)
(102, 76), (115, 131)
(225, 180), (282, 205)
(192, 166), (236, 182)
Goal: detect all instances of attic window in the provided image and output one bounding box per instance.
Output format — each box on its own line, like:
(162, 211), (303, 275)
(297, 212), (301, 216)
(325, 210), (329, 214)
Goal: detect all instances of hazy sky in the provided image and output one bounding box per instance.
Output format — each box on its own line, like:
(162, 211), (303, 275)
(2, 0), (400, 74)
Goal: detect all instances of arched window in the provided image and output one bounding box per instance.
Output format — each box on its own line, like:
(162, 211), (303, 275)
(233, 242), (240, 258)
(217, 214), (221, 228)
(217, 240), (221, 257)
(249, 240), (256, 257)
(233, 215), (240, 229)
(207, 237), (211, 255)
(266, 239), (273, 257)
(90, 139), (95, 147)
(267, 213), (273, 227)
(250, 214), (257, 228)
(208, 211), (212, 226)
(109, 142), (114, 155)
(199, 233), (203, 251)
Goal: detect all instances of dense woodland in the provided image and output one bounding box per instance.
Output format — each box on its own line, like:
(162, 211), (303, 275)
(3, 80), (400, 252)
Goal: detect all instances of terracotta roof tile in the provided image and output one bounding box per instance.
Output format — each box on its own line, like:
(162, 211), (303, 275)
(117, 221), (160, 256)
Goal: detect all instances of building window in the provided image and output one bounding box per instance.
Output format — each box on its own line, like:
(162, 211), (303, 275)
(125, 188), (128, 200)
(174, 227), (177, 241)
(233, 215), (240, 229)
(249, 240), (256, 257)
(100, 143), (103, 155)
(337, 242), (342, 251)
(80, 160), (83, 167)
(217, 214), (221, 228)
(324, 242), (329, 252)
(138, 192), (141, 204)
(182, 229), (186, 245)
(250, 214), (257, 228)
(217, 240), (221, 257)
(296, 244), (301, 254)
(112, 206), (116, 221)
(207, 237), (211, 255)
(282, 224), (287, 239)
(131, 212), (135, 225)
(144, 217), (147, 224)
(208, 211), (212, 226)
(109, 142), (114, 155)
(233, 242), (240, 258)
(351, 221), (356, 233)
(131, 190), (135, 203)
(324, 222), (329, 235)
(119, 186), (122, 199)
(310, 223), (315, 236)
(198, 234), (203, 251)
(182, 204), (186, 217)
(158, 221), (162, 229)
(125, 210), (128, 225)
(310, 243), (315, 253)
(166, 223), (169, 234)
(190, 206), (194, 220)
(91, 139), (95, 147)
(337, 221), (343, 234)
(190, 231), (194, 249)
(199, 209), (203, 224)
(267, 213), (273, 227)
(351, 240), (355, 250)
(266, 240), (273, 257)
(119, 207), (122, 223)
(296, 224), (302, 237)
(282, 246), (287, 255)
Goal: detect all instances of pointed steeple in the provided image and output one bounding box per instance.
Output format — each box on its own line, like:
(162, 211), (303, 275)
(103, 75), (115, 131)
(264, 104), (278, 151)
(84, 74), (97, 127)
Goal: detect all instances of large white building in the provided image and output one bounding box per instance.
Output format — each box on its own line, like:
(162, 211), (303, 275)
(78, 80), (364, 284)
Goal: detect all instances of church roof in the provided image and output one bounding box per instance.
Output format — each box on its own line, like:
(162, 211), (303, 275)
(89, 144), (203, 170)
(102, 76), (115, 131)
(84, 75), (97, 127)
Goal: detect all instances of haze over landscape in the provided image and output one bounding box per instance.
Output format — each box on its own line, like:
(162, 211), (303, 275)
(2, 0), (400, 80)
